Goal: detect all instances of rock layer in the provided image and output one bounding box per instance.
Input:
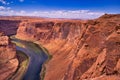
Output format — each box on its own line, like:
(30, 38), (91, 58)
(0, 20), (20, 36)
(0, 32), (18, 80)
(0, 14), (120, 80)
(16, 14), (120, 80)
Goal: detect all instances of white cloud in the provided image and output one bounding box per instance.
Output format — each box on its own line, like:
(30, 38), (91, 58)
(0, 6), (10, 10)
(19, 0), (24, 2)
(0, 0), (6, 4)
(0, 6), (5, 10)
(0, 0), (9, 5)
(28, 10), (104, 19)
(0, 7), (104, 19)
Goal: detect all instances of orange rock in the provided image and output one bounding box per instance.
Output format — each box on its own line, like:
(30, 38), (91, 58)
(0, 32), (19, 80)
(0, 14), (120, 80)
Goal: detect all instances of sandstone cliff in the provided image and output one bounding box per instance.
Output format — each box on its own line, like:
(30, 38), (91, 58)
(0, 32), (18, 80)
(0, 14), (120, 80)
(15, 14), (120, 80)
(0, 20), (20, 36)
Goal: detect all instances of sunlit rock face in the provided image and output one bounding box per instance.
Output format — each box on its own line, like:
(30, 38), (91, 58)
(0, 14), (120, 80)
(15, 14), (120, 80)
(0, 32), (18, 80)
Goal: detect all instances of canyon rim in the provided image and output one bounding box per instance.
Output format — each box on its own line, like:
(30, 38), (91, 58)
(0, 0), (120, 80)
(0, 14), (120, 80)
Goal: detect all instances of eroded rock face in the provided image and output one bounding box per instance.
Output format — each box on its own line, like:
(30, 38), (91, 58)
(0, 14), (120, 80)
(15, 14), (120, 80)
(0, 32), (18, 80)
(0, 20), (21, 36)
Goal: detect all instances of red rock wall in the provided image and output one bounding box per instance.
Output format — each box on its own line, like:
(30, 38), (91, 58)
(0, 14), (120, 80)
(0, 20), (21, 36)
(15, 14), (120, 80)
(0, 32), (18, 80)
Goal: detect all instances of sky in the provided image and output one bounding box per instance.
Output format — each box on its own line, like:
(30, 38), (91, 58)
(0, 0), (120, 19)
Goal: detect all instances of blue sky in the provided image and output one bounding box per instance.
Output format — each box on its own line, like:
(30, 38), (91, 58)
(0, 0), (120, 19)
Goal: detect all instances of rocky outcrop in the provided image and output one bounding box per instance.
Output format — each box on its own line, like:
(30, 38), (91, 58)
(0, 32), (19, 80)
(15, 14), (120, 80)
(0, 20), (21, 36)
(0, 14), (119, 80)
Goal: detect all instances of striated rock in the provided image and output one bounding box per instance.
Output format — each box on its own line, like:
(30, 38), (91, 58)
(0, 32), (9, 46)
(15, 14), (120, 80)
(0, 14), (120, 80)
(0, 20), (21, 36)
(0, 32), (19, 80)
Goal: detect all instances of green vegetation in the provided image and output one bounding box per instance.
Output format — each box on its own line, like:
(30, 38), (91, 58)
(34, 41), (52, 60)
(35, 43), (52, 80)
(40, 65), (46, 80)
(9, 50), (29, 80)
(12, 41), (26, 48)
(10, 36), (52, 80)
(33, 41), (52, 80)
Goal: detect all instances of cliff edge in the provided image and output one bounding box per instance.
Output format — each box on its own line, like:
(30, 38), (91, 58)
(0, 14), (120, 80)
(0, 32), (18, 80)
(16, 14), (120, 80)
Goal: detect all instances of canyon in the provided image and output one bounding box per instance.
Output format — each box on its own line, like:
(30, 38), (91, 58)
(0, 14), (120, 80)
(0, 32), (18, 80)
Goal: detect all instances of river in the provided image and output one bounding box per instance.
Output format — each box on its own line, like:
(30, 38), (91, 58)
(11, 38), (48, 80)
